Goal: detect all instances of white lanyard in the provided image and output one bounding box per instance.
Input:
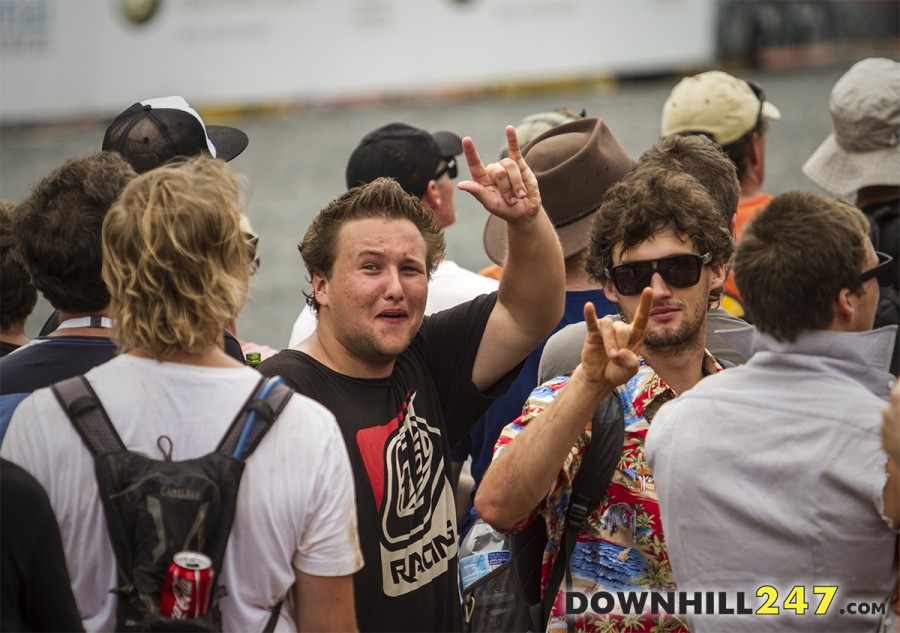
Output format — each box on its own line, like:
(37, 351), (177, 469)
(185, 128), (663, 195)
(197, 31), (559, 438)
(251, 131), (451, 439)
(55, 316), (114, 330)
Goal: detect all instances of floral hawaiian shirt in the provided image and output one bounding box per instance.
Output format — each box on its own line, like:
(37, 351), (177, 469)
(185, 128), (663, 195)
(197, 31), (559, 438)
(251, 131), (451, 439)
(494, 352), (723, 632)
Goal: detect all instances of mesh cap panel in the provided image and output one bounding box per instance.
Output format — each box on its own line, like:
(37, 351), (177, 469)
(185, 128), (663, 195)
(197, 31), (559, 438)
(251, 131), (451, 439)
(102, 99), (248, 174)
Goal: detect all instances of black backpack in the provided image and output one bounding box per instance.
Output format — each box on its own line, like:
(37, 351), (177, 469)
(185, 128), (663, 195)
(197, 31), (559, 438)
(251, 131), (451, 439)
(462, 394), (625, 633)
(51, 375), (293, 632)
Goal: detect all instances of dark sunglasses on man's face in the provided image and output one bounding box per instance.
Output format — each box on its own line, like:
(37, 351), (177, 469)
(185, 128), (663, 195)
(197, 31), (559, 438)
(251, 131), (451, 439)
(859, 251), (894, 287)
(605, 252), (712, 296)
(432, 157), (458, 181)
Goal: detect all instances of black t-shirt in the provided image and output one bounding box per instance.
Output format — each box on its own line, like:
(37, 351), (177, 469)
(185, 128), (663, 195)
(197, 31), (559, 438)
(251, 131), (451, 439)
(862, 198), (899, 290)
(862, 199), (900, 375)
(259, 293), (515, 632)
(0, 341), (21, 358)
(1, 458), (83, 632)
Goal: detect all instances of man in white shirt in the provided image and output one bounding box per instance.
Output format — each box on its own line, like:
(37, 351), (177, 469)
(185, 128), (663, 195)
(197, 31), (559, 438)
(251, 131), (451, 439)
(646, 192), (898, 632)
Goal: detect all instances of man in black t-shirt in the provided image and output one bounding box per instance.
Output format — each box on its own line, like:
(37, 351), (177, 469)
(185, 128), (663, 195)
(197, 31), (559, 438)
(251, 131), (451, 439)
(259, 128), (565, 631)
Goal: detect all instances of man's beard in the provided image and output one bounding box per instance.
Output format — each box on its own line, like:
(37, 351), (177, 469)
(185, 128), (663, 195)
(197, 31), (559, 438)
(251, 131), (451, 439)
(622, 300), (706, 359)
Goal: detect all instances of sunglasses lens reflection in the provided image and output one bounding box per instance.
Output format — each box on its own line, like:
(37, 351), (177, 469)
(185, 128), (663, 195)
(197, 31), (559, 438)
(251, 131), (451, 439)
(612, 255), (704, 295)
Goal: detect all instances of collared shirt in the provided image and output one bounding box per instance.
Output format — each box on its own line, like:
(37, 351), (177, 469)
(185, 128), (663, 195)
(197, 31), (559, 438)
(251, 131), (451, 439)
(645, 326), (898, 633)
(494, 351), (723, 632)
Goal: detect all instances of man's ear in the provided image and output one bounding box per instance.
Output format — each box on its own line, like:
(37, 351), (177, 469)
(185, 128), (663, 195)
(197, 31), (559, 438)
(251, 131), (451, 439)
(709, 260), (727, 290)
(603, 278), (619, 305)
(312, 271), (330, 309)
(831, 287), (855, 328)
(422, 179), (441, 213)
(749, 132), (764, 167)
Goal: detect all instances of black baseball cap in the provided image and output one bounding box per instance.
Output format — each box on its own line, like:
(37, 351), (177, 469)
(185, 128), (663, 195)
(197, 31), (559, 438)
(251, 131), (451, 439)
(345, 123), (462, 198)
(102, 96), (248, 174)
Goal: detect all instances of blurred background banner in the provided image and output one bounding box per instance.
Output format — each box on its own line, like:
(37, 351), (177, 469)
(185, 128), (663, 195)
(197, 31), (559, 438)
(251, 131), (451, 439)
(2, 0), (719, 124)
(2, 0), (897, 125)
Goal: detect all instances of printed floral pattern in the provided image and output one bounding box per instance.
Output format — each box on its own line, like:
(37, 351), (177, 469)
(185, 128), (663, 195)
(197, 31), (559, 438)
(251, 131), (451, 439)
(495, 353), (722, 632)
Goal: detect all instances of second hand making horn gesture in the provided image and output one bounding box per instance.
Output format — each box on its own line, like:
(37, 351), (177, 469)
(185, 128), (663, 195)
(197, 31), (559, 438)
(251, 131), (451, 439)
(476, 289), (652, 529)
(577, 291), (651, 390)
(453, 126), (565, 392)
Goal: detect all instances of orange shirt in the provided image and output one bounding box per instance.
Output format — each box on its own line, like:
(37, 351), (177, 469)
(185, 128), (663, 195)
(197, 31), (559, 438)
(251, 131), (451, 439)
(723, 193), (773, 317)
(477, 264), (503, 281)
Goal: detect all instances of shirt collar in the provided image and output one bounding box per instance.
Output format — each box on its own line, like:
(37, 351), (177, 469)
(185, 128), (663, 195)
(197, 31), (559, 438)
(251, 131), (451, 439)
(751, 326), (897, 398)
(630, 350), (723, 418)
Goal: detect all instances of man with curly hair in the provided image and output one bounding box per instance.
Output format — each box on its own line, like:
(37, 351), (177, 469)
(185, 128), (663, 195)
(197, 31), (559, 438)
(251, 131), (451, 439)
(0, 199), (37, 357)
(477, 166), (733, 632)
(0, 152), (135, 441)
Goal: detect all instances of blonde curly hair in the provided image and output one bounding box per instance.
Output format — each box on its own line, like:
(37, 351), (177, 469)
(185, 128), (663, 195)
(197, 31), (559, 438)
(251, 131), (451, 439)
(102, 156), (252, 359)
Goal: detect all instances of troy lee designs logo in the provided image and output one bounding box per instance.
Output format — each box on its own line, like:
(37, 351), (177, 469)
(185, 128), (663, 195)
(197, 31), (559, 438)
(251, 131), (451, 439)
(358, 392), (457, 597)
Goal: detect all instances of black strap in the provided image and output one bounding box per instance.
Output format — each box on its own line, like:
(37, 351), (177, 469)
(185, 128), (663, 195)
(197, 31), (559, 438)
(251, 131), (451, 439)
(263, 600), (283, 633)
(216, 376), (293, 460)
(52, 375), (293, 462)
(52, 376), (125, 457)
(538, 394), (624, 632)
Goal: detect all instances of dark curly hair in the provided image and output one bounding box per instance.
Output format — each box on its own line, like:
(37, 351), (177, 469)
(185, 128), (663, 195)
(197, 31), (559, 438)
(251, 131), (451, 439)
(585, 167), (734, 302)
(638, 134), (739, 227)
(0, 199), (37, 330)
(13, 152), (136, 313)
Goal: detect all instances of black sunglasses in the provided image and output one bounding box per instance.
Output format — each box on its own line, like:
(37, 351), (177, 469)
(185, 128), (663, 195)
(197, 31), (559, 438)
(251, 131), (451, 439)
(745, 79), (766, 129)
(605, 252), (712, 296)
(859, 251), (893, 287)
(433, 157), (458, 181)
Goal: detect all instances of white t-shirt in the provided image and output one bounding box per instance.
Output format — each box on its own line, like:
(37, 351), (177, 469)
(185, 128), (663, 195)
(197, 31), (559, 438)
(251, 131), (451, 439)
(288, 259), (499, 347)
(1, 354), (362, 632)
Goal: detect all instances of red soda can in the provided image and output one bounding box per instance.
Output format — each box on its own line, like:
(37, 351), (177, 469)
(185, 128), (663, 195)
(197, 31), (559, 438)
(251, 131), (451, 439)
(160, 551), (214, 619)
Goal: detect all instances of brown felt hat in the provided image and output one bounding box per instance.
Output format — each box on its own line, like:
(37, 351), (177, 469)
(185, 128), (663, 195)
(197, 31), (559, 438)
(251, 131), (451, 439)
(483, 117), (633, 265)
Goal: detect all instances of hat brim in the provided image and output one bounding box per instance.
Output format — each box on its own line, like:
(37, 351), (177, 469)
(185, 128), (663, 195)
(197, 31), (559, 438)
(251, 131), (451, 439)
(432, 131), (463, 158)
(762, 101), (781, 121)
(802, 132), (900, 197)
(483, 211), (595, 266)
(207, 125), (249, 162)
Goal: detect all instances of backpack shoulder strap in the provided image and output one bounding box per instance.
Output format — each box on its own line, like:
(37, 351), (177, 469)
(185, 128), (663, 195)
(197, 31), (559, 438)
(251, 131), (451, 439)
(539, 392), (625, 631)
(217, 376), (293, 460)
(51, 375), (125, 457)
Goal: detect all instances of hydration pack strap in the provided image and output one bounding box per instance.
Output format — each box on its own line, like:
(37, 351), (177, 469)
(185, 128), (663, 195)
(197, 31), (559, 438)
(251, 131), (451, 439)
(217, 376), (293, 460)
(52, 376), (125, 457)
(263, 601), (283, 633)
(52, 375), (294, 463)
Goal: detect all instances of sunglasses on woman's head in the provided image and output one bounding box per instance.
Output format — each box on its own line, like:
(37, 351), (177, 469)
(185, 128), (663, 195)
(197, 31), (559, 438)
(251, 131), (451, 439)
(605, 252), (712, 296)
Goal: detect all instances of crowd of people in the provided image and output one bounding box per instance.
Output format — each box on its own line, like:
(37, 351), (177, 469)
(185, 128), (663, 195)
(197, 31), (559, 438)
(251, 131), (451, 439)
(0, 57), (897, 633)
